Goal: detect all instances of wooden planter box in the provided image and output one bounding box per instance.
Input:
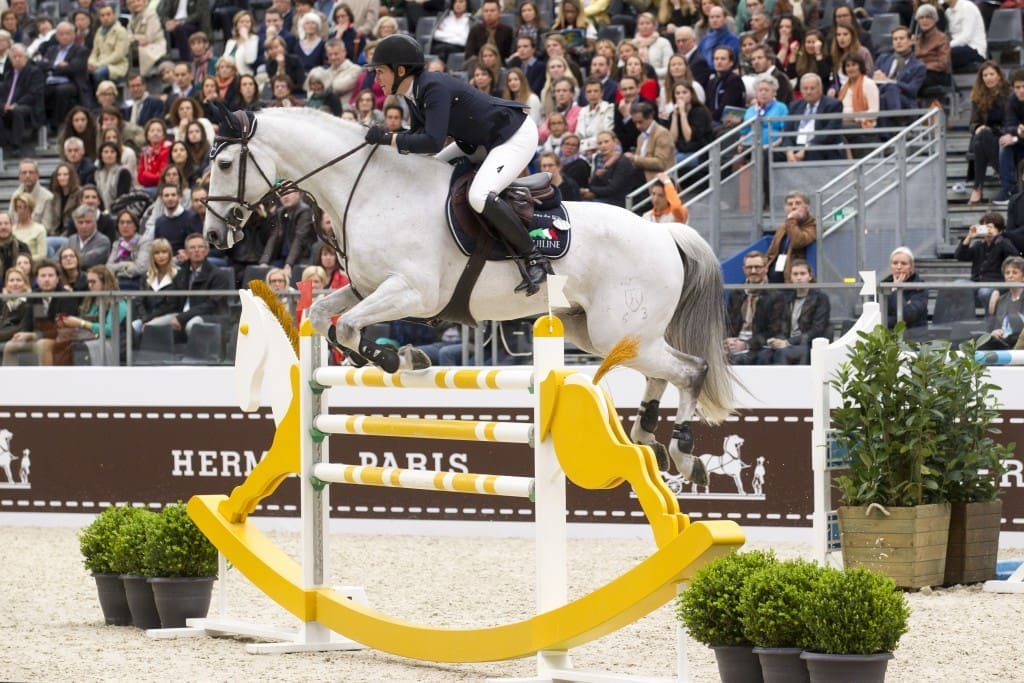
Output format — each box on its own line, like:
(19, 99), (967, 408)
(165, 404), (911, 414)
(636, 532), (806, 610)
(837, 503), (951, 589)
(944, 500), (1002, 586)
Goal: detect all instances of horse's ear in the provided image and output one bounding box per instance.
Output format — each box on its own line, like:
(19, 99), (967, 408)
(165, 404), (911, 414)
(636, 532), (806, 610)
(207, 99), (227, 126)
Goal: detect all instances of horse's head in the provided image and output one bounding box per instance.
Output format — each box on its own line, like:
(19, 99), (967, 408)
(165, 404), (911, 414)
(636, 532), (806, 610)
(203, 103), (278, 250)
(724, 434), (744, 453)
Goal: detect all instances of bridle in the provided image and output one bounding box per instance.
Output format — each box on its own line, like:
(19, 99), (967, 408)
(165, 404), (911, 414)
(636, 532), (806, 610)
(203, 115), (280, 245)
(203, 109), (376, 271)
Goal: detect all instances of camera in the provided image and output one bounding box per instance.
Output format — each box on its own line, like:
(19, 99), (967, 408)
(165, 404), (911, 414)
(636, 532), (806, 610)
(976, 225), (990, 236)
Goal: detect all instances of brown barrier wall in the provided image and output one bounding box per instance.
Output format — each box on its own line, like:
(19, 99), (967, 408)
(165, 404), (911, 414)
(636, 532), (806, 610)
(1, 406), (1021, 531)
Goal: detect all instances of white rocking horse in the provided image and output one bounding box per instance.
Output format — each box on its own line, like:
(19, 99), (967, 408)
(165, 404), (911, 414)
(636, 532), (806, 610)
(202, 106), (734, 484)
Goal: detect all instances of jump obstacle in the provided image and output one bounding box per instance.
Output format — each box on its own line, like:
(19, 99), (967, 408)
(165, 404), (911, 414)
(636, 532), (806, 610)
(169, 289), (744, 681)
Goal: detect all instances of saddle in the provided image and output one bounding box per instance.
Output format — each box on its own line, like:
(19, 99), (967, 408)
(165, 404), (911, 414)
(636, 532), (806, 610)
(436, 167), (572, 327)
(446, 169), (571, 261)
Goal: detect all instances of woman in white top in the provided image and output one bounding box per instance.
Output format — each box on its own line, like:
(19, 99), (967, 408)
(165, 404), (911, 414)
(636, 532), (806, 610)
(632, 12), (674, 78)
(431, 0), (472, 63)
(223, 10), (260, 76)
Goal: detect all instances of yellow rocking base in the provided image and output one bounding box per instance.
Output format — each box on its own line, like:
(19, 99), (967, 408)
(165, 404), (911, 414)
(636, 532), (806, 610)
(189, 494), (742, 663)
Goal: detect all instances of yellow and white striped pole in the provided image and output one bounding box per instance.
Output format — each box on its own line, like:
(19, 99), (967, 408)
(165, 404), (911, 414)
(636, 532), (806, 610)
(312, 464), (535, 499)
(312, 366), (534, 391)
(312, 414), (532, 444)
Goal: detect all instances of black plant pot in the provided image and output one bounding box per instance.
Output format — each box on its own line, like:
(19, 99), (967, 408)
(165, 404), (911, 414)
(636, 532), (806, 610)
(801, 651), (893, 683)
(121, 574), (162, 629)
(711, 644), (764, 683)
(91, 573), (132, 626)
(754, 647), (809, 683)
(149, 577), (215, 628)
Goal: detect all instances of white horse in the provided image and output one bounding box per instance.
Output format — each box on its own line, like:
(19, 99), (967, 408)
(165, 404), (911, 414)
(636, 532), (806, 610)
(202, 107), (734, 485)
(692, 434), (750, 494)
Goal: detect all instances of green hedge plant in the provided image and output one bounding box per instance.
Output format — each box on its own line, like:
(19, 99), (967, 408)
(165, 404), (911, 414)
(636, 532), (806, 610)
(144, 502), (218, 578)
(79, 505), (140, 574)
(110, 509), (158, 576)
(675, 550), (777, 646)
(739, 559), (822, 649)
(800, 567), (910, 655)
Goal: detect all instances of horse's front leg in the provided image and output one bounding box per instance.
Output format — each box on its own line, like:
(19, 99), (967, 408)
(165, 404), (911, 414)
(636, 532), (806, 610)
(329, 276), (434, 373)
(308, 286), (360, 338)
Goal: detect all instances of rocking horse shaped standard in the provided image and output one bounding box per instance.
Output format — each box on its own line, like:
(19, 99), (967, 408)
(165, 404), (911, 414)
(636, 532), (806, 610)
(202, 102), (733, 484)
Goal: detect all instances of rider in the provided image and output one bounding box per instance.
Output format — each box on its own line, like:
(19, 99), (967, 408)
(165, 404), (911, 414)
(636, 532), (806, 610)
(364, 34), (553, 296)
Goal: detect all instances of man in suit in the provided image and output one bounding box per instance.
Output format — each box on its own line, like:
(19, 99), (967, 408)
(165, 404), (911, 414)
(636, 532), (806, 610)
(782, 73), (844, 162)
(41, 22), (92, 134)
(122, 72), (164, 148)
(506, 36), (546, 96)
(66, 205), (112, 269)
(464, 0), (514, 60)
(749, 44), (793, 105)
(0, 44), (45, 156)
(145, 232), (232, 339)
(156, 0), (211, 63)
(624, 101), (674, 185)
(675, 26), (711, 91)
(576, 53), (617, 105)
(613, 75), (651, 154)
(873, 26), (926, 115)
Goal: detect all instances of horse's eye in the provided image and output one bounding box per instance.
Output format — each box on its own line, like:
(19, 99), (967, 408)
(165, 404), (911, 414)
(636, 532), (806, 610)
(218, 157), (232, 170)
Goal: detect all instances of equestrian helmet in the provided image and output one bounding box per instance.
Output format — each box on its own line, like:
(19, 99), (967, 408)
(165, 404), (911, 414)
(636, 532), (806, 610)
(369, 34), (425, 71)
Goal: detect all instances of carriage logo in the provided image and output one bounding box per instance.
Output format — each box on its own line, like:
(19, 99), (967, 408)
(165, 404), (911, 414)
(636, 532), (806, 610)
(659, 435), (766, 500)
(0, 428), (31, 489)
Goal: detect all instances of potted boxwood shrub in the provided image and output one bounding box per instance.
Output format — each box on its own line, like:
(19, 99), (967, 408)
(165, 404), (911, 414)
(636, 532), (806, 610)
(79, 505), (136, 626)
(739, 559), (821, 683)
(938, 340), (1012, 585)
(144, 502), (218, 629)
(111, 508), (161, 629)
(675, 549), (776, 683)
(800, 566), (911, 683)
(830, 323), (952, 589)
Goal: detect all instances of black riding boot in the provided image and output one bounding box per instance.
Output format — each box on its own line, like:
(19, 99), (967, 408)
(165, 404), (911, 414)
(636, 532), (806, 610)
(481, 191), (554, 296)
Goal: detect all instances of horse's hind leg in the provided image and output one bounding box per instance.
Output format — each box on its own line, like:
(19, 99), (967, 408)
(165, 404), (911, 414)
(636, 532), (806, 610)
(629, 378), (670, 472)
(623, 341), (709, 487)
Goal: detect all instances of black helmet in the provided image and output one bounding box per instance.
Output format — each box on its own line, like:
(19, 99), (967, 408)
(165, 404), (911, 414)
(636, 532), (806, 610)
(368, 34), (425, 70)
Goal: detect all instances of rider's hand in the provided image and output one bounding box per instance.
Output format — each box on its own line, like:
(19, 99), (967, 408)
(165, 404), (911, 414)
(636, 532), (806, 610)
(364, 126), (392, 146)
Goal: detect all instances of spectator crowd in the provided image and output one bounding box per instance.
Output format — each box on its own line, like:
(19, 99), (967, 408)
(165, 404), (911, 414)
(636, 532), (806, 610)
(0, 0), (1023, 365)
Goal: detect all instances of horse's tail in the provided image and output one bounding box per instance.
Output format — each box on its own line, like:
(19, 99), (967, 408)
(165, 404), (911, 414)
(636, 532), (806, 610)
(663, 223), (735, 425)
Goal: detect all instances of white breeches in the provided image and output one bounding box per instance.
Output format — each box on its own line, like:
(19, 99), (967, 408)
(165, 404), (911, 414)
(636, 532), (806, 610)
(435, 117), (539, 212)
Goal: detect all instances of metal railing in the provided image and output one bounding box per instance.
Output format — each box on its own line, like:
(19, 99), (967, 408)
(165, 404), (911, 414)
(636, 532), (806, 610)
(625, 108), (947, 270)
(2, 277), (1007, 367)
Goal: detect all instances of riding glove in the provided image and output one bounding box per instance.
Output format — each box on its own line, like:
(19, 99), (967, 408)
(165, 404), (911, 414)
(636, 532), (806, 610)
(365, 126), (393, 146)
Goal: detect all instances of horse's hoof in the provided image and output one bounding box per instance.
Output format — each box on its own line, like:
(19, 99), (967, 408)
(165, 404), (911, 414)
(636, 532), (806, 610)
(650, 442), (670, 472)
(398, 345), (432, 371)
(357, 339), (401, 373)
(688, 458), (708, 488)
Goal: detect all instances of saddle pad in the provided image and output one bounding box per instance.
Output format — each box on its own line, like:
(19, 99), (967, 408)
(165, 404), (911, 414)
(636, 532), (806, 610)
(446, 198), (572, 260)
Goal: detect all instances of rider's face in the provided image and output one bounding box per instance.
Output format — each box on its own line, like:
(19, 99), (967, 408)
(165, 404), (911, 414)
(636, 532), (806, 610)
(374, 65), (397, 91)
